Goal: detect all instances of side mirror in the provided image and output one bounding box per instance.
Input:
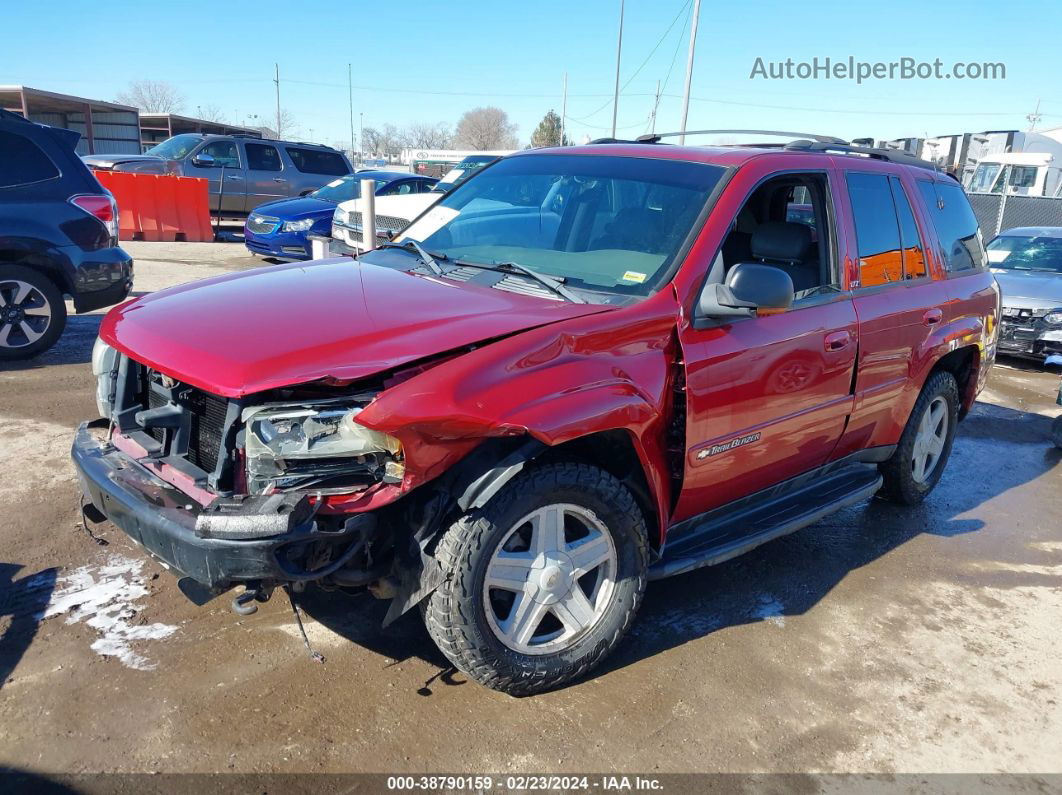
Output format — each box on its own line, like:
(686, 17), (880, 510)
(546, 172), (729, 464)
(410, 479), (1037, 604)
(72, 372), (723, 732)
(191, 152), (216, 168)
(695, 263), (795, 327)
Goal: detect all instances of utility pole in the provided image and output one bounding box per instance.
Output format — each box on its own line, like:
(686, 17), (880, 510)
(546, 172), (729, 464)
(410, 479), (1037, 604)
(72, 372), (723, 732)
(561, 72), (568, 146)
(650, 80), (661, 134)
(348, 64), (356, 163)
(1026, 99), (1042, 134)
(610, 0), (625, 138)
(274, 63), (281, 138)
(678, 0), (701, 144)
(359, 112), (364, 165)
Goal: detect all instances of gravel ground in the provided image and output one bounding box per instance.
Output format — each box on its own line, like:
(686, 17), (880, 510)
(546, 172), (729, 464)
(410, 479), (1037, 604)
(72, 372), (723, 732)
(0, 241), (1060, 781)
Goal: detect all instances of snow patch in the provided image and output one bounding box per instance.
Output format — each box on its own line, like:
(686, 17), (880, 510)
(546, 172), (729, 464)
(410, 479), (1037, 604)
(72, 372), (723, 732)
(751, 594), (786, 627)
(45, 555), (177, 670)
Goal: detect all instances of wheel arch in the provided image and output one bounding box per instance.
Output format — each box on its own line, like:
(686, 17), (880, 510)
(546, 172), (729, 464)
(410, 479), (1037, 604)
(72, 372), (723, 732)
(927, 344), (980, 419)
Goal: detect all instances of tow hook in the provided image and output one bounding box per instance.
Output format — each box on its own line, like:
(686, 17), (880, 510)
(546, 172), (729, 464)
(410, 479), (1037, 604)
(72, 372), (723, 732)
(230, 583), (274, 616)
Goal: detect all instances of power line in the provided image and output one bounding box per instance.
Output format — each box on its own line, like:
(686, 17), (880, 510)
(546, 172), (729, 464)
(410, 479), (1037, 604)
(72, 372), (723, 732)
(567, 0), (692, 124)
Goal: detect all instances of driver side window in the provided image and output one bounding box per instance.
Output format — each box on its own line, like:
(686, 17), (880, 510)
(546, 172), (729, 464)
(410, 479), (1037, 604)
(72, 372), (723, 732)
(716, 172), (839, 302)
(196, 141), (239, 169)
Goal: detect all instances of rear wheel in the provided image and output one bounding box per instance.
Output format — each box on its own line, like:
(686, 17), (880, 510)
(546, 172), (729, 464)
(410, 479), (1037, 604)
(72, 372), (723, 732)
(879, 371), (959, 505)
(423, 462), (648, 696)
(0, 264), (66, 360)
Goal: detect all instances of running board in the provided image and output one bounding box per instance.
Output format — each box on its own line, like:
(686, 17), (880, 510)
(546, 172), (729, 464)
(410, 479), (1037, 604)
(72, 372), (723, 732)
(649, 465), (883, 580)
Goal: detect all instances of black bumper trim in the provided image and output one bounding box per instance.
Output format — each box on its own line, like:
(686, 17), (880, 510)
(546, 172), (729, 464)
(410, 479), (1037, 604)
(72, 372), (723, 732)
(71, 422), (354, 590)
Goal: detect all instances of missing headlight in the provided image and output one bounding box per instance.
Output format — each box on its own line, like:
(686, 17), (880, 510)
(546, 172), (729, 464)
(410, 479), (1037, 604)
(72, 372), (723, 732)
(242, 401), (402, 495)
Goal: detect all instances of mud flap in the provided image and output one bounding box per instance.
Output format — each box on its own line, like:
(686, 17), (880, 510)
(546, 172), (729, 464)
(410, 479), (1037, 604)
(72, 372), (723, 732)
(382, 542), (444, 627)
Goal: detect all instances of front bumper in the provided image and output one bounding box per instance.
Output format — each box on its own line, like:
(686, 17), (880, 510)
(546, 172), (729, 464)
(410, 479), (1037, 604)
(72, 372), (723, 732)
(998, 316), (1062, 359)
(244, 228), (313, 260)
(71, 422), (360, 590)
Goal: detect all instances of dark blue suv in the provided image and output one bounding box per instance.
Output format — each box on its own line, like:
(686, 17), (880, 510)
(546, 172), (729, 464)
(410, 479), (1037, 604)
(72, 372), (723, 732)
(244, 170), (437, 260)
(0, 109), (133, 360)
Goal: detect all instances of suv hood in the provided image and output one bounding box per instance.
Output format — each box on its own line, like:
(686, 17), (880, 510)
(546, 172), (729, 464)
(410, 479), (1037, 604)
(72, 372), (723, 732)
(100, 258), (609, 398)
(82, 153), (164, 170)
(992, 269), (1062, 309)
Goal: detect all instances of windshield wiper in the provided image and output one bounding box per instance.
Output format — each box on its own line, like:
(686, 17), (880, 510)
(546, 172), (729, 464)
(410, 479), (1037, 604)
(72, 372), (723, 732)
(454, 259), (584, 303)
(376, 240), (444, 275)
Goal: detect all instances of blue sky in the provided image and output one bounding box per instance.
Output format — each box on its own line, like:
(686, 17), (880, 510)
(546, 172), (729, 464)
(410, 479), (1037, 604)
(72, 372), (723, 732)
(3, 0), (1060, 147)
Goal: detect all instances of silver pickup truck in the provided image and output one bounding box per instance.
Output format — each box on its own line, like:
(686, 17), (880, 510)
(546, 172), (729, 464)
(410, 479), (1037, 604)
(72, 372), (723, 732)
(83, 133), (353, 215)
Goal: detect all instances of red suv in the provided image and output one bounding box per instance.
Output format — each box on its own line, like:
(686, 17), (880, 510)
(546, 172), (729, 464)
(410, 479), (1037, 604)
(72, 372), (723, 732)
(74, 132), (999, 695)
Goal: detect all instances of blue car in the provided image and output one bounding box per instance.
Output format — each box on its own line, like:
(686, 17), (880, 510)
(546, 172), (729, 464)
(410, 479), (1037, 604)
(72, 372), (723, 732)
(244, 171), (437, 260)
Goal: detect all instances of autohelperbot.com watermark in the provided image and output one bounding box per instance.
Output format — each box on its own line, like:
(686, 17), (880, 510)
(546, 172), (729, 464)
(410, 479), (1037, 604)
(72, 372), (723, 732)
(750, 56), (1005, 83)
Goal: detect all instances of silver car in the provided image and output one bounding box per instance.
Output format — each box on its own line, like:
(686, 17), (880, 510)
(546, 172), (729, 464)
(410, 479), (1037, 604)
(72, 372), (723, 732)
(987, 226), (1062, 361)
(83, 134), (353, 215)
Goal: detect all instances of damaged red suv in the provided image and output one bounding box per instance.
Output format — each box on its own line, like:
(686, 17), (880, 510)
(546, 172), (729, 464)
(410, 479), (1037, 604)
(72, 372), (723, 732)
(75, 132), (999, 695)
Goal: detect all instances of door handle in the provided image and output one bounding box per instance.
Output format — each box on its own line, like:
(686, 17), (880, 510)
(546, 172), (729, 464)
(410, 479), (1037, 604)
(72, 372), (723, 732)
(225, 174), (242, 180)
(824, 331), (852, 351)
(272, 177), (287, 183)
(923, 308), (943, 326)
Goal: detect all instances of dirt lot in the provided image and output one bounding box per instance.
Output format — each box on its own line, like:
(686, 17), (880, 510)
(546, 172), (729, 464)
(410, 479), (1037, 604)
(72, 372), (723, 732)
(1, 241), (1060, 778)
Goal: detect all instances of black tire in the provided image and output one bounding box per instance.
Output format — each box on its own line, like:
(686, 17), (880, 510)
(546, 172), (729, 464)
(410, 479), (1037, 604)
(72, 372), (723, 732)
(0, 264), (67, 361)
(423, 462), (649, 696)
(879, 370), (960, 505)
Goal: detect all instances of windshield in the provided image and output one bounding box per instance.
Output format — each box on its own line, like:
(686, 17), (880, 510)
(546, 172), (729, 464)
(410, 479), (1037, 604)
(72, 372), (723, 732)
(144, 134), (203, 160)
(398, 154), (725, 297)
(311, 174), (362, 203)
(431, 157), (496, 192)
(987, 235), (1062, 272)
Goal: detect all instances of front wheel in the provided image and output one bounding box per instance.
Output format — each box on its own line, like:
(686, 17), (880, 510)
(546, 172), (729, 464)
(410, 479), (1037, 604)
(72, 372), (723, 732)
(423, 462), (649, 696)
(879, 371), (959, 505)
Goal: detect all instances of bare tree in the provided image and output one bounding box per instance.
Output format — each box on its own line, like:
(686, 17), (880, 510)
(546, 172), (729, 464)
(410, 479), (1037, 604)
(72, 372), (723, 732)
(272, 109), (300, 140)
(197, 104), (228, 123)
(401, 121), (452, 149)
(361, 124), (403, 158)
(115, 80), (185, 113)
(453, 107), (519, 150)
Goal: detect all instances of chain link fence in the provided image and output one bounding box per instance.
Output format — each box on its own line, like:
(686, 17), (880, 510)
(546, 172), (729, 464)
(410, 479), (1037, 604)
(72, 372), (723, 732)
(968, 192), (1062, 237)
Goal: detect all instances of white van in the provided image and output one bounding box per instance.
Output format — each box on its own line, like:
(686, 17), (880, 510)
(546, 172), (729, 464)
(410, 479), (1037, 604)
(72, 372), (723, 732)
(331, 154), (507, 253)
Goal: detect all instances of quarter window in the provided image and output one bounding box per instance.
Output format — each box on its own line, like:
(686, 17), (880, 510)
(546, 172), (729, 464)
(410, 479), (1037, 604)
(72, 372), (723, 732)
(0, 130), (60, 187)
(284, 147), (348, 175)
(246, 143), (282, 172)
(916, 181), (986, 271)
(846, 173), (902, 287)
(889, 177), (927, 279)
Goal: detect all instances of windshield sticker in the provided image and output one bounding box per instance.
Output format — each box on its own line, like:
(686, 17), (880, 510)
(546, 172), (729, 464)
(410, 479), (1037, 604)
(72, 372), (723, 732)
(986, 249), (1010, 263)
(621, 271), (647, 283)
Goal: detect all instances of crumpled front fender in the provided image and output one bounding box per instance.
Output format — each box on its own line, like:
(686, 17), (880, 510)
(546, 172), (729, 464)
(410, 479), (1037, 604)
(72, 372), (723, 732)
(356, 294), (682, 534)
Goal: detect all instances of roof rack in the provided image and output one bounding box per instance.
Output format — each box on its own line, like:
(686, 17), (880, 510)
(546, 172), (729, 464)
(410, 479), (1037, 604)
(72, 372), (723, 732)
(637, 129), (848, 145)
(781, 139), (941, 172)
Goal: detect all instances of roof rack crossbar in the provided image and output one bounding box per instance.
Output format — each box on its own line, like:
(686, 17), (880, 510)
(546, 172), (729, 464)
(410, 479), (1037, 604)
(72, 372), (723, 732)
(637, 129), (847, 145)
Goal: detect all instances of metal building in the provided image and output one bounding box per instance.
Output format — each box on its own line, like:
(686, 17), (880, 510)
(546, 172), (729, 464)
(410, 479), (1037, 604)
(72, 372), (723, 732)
(0, 85), (141, 155)
(139, 114), (262, 149)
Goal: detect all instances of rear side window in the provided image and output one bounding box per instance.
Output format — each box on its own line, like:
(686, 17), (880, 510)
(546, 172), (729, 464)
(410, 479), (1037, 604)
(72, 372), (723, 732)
(916, 181), (986, 271)
(284, 147), (348, 175)
(889, 177), (927, 279)
(0, 130), (60, 188)
(246, 143), (282, 172)
(846, 173), (902, 287)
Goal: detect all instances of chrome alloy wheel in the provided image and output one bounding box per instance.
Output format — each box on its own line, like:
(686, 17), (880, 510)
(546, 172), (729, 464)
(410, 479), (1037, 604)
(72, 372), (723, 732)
(0, 279), (52, 349)
(483, 504), (618, 655)
(912, 395), (949, 484)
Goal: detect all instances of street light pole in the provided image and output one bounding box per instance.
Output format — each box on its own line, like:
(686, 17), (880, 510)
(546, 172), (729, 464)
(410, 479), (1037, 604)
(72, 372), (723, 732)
(610, 0), (624, 139)
(359, 112), (364, 166)
(678, 0), (701, 145)
(561, 72), (568, 146)
(274, 63), (281, 138)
